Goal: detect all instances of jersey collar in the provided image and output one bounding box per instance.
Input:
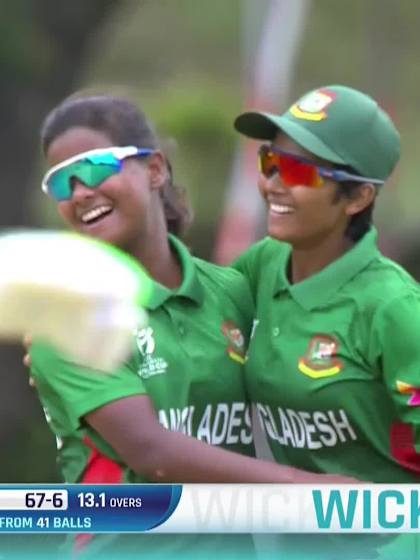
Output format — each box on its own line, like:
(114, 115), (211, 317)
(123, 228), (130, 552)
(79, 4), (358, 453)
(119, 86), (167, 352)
(147, 234), (204, 310)
(274, 227), (380, 310)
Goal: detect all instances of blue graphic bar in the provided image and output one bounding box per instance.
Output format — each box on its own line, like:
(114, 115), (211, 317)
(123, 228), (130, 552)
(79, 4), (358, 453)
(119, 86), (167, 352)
(0, 485), (182, 532)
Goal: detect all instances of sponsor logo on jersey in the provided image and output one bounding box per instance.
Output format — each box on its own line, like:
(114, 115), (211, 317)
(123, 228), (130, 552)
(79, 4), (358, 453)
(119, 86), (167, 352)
(396, 380), (420, 406)
(289, 89), (336, 121)
(298, 335), (343, 378)
(256, 403), (357, 449)
(221, 321), (246, 364)
(136, 326), (168, 379)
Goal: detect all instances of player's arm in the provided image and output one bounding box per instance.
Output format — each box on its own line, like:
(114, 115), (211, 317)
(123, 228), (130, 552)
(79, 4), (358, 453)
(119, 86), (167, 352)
(31, 341), (357, 483)
(371, 293), (420, 458)
(85, 395), (357, 484)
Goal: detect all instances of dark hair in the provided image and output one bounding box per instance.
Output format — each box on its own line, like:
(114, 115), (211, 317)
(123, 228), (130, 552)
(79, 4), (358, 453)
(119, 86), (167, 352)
(41, 94), (192, 237)
(332, 165), (377, 242)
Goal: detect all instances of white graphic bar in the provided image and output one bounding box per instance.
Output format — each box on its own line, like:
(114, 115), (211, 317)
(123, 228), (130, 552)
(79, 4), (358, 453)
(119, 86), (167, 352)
(152, 485), (420, 533)
(0, 490), (68, 510)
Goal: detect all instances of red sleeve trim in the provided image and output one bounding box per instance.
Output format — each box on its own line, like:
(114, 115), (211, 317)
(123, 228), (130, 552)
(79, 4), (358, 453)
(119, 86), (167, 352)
(74, 436), (124, 554)
(390, 422), (420, 475)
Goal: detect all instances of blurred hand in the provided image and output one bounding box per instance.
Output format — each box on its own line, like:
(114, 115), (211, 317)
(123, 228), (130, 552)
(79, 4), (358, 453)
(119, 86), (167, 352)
(22, 334), (33, 378)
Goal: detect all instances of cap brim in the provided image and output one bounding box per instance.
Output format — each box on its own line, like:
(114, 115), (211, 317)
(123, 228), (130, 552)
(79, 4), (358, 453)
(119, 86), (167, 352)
(234, 111), (346, 165)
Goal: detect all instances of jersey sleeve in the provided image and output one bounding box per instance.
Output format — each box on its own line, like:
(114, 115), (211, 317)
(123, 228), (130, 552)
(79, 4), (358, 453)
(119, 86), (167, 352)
(370, 292), (420, 458)
(30, 340), (147, 431)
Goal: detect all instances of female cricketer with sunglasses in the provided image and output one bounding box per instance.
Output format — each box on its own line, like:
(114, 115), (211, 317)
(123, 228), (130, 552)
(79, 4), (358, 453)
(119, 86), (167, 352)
(233, 85), (420, 559)
(28, 93), (356, 559)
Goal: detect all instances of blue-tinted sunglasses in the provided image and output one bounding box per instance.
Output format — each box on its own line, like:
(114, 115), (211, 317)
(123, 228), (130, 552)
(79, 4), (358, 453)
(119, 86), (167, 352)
(41, 146), (155, 202)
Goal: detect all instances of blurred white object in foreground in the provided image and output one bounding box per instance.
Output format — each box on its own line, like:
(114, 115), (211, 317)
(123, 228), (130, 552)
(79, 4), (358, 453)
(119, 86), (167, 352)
(0, 230), (151, 371)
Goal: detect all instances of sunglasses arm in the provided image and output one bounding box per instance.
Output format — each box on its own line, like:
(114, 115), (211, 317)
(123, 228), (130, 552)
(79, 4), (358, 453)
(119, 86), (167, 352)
(319, 168), (384, 186)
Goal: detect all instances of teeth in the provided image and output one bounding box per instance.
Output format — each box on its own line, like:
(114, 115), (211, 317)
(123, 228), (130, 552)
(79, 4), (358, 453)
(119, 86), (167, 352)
(270, 204), (294, 215)
(81, 205), (113, 223)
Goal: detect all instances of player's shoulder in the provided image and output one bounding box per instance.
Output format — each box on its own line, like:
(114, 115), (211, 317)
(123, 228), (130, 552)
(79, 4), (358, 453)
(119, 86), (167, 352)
(238, 236), (287, 262)
(232, 237), (289, 297)
(192, 257), (254, 328)
(350, 254), (420, 325)
(193, 256), (250, 293)
(365, 253), (420, 299)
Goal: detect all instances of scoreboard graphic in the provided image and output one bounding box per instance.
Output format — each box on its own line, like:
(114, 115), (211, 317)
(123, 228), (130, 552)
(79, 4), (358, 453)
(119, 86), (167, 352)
(0, 484), (419, 533)
(0, 485), (180, 532)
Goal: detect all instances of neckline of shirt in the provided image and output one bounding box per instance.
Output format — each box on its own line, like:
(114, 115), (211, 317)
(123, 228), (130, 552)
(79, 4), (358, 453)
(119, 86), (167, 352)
(274, 227), (381, 310)
(146, 234), (204, 310)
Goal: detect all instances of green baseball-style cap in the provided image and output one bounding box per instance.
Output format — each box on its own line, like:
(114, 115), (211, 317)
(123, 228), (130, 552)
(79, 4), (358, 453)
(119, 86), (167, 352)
(234, 85), (400, 181)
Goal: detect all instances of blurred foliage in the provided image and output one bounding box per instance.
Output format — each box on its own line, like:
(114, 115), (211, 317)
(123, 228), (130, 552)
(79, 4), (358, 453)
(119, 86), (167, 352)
(69, 0), (420, 258)
(147, 84), (239, 255)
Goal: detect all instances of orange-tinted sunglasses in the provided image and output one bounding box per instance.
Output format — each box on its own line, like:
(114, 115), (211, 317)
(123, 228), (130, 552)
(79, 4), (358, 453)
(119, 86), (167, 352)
(258, 145), (384, 188)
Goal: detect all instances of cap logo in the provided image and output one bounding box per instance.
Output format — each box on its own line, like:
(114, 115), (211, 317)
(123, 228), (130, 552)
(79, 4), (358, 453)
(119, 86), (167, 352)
(289, 89), (336, 122)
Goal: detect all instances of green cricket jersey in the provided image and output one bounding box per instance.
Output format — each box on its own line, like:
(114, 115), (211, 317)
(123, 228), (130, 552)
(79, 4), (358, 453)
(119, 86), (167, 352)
(235, 227), (420, 481)
(235, 227), (420, 559)
(30, 235), (255, 559)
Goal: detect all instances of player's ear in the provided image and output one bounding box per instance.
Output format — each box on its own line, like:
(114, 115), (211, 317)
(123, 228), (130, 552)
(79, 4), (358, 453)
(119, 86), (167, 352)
(345, 183), (376, 216)
(148, 152), (168, 192)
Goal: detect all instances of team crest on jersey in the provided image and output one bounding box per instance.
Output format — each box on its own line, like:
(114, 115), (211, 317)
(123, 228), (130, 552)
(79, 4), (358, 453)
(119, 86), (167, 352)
(136, 326), (168, 379)
(298, 335), (343, 378)
(289, 89), (336, 122)
(396, 380), (420, 406)
(221, 321), (246, 364)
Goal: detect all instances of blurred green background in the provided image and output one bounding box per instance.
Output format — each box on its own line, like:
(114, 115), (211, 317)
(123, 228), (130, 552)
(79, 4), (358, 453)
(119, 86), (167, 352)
(0, 0), (419, 483)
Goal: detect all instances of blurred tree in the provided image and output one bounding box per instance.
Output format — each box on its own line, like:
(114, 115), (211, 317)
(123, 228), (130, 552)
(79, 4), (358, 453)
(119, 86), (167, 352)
(0, 0), (126, 226)
(0, 0), (126, 479)
(72, 0), (420, 264)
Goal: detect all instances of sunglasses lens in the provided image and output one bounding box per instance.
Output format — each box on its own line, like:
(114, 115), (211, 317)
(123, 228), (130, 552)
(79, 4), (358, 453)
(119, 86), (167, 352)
(280, 156), (323, 187)
(259, 147), (323, 188)
(258, 148), (277, 178)
(47, 157), (120, 201)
